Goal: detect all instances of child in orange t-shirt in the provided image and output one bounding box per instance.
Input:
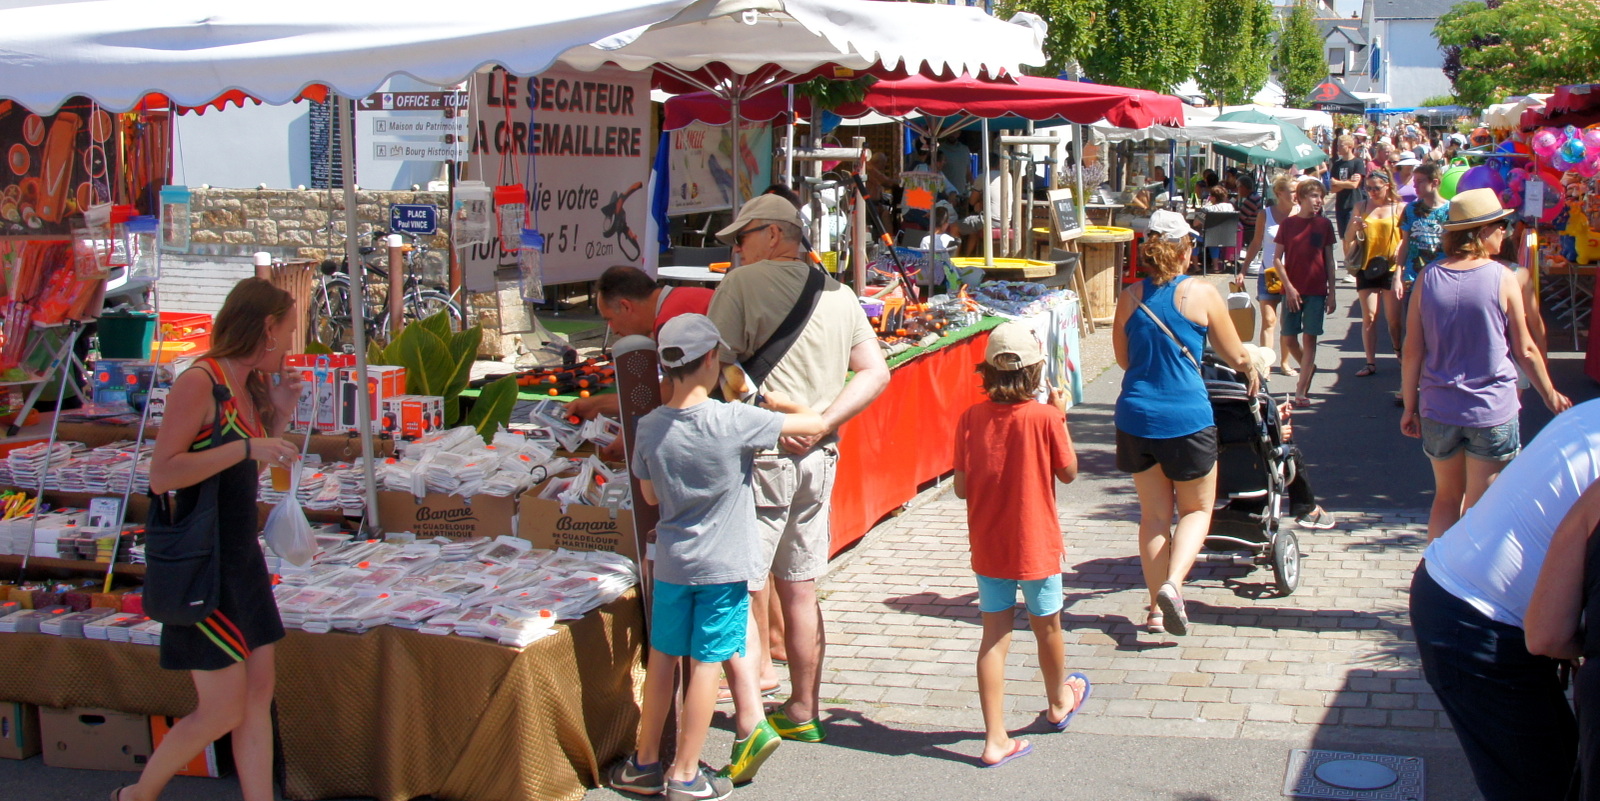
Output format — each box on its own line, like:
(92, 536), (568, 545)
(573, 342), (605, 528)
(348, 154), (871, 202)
(953, 322), (1089, 769)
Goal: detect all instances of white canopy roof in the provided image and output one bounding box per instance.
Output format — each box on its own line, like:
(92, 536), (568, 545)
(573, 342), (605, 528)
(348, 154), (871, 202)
(561, 0), (1046, 88)
(1484, 94), (1551, 129)
(0, 0), (704, 113)
(1186, 104), (1334, 130)
(1089, 119), (1280, 147)
(1171, 78), (1285, 108)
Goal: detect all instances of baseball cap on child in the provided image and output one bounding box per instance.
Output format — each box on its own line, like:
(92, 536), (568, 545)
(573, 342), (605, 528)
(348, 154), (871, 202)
(657, 313), (727, 368)
(984, 322), (1044, 369)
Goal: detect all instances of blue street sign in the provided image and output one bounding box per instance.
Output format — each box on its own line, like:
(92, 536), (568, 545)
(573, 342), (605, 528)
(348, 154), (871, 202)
(390, 204), (438, 236)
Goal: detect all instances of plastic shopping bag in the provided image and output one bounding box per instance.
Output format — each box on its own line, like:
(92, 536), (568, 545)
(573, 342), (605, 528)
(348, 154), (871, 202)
(263, 467), (316, 566)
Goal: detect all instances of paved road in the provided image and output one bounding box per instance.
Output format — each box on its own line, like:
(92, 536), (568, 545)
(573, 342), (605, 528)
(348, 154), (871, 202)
(3, 282), (1593, 800)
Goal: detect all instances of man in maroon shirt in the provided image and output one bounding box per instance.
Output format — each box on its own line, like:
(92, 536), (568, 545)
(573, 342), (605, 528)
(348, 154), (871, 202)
(568, 265), (712, 454)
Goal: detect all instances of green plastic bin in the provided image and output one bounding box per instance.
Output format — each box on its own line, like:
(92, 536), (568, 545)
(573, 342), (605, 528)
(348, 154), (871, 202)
(98, 312), (156, 360)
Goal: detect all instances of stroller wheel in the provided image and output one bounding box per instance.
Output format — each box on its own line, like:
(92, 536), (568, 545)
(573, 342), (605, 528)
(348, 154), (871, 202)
(1271, 530), (1301, 596)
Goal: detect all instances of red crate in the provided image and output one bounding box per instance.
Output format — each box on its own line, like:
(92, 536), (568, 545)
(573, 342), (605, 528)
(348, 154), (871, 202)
(158, 312), (211, 350)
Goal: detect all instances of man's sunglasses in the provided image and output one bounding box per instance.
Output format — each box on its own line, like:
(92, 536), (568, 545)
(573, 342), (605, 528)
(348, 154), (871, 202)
(734, 223), (773, 246)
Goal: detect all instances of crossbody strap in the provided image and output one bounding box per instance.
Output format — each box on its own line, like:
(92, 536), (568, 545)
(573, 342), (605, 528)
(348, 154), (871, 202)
(743, 266), (827, 387)
(1137, 297), (1201, 374)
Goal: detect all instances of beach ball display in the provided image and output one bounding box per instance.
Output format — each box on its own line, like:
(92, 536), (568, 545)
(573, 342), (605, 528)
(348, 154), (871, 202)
(1457, 165), (1506, 195)
(1533, 128), (1563, 157)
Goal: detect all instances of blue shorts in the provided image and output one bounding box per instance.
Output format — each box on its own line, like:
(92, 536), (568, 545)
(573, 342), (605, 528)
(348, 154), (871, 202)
(975, 572), (1063, 617)
(1420, 417), (1520, 462)
(650, 579), (749, 662)
(1281, 294), (1327, 337)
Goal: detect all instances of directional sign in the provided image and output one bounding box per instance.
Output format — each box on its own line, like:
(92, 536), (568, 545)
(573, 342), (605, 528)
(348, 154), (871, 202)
(370, 114), (468, 140)
(372, 142), (461, 162)
(390, 204), (438, 236)
(359, 91), (468, 111)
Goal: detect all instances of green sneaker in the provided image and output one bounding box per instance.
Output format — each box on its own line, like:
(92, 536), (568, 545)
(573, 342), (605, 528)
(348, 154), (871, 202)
(718, 718), (781, 785)
(766, 708), (827, 743)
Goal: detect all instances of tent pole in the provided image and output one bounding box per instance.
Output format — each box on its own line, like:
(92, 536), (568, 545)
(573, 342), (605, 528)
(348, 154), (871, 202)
(981, 118), (993, 268)
(1072, 124), (1085, 232)
(338, 96), (379, 532)
(784, 85), (795, 188)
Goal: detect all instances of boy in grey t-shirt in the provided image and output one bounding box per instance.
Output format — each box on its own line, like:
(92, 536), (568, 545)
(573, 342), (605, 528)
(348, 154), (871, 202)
(608, 314), (824, 800)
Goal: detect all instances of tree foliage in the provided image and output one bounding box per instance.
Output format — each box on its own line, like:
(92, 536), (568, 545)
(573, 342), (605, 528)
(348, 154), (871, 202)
(1194, 0), (1278, 106)
(1435, 0), (1600, 107)
(995, 0), (1106, 78)
(1078, 0), (1201, 92)
(1275, 0), (1323, 109)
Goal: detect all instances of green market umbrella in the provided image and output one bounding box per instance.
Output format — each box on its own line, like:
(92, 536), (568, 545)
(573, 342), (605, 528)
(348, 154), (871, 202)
(1211, 109), (1328, 169)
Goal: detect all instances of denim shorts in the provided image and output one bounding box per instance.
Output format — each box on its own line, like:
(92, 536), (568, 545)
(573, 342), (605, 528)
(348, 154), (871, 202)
(975, 572), (1064, 617)
(1420, 416), (1520, 462)
(1281, 295), (1327, 337)
(651, 579), (749, 662)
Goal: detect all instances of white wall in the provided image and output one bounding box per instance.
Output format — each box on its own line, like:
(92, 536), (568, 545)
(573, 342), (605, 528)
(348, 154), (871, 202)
(1378, 19), (1453, 107)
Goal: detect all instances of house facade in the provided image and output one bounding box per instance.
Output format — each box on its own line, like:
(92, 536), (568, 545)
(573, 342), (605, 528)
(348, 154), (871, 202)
(1302, 0), (1457, 109)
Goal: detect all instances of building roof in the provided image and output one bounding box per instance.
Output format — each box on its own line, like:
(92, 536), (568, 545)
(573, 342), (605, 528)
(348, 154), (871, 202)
(1316, 19), (1367, 46)
(1372, 0), (1458, 20)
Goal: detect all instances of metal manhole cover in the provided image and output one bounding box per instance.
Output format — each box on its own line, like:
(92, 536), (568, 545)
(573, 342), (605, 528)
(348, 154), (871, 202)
(1284, 750), (1425, 800)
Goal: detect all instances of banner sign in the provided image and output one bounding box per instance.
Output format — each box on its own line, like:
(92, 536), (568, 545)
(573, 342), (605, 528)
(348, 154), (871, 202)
(465, 65), (652, 286)
(666, 121), (773, 215)
(0, 96), (119, 237)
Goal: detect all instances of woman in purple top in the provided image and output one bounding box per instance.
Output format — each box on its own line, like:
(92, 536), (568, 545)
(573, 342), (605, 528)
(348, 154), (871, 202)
(1400, 188), (1572, 540)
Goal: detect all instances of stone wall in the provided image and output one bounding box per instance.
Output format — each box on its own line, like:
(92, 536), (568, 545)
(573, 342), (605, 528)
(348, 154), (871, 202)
(185, 187), (513, 357)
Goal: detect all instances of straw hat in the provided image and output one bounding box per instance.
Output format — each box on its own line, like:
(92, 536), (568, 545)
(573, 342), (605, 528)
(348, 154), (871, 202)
(1441, 188), (1513, 231)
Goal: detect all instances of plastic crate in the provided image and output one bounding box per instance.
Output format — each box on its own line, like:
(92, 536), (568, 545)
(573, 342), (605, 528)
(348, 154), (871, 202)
(159, 312), (211, 350)
(97, 313), (156, 360)
(152, 341), (198, 364)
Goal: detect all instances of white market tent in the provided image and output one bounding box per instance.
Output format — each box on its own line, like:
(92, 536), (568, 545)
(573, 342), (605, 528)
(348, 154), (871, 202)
(1171, 78), (1286, 108)
(1087, 119), (1280, 147)
(1185, 104), (1333, 131)
(1485, 94), (1552, 129)
(0, 0), (1042, 526)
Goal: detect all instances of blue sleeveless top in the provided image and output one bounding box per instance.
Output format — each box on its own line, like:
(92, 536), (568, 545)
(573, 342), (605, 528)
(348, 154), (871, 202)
(1115, 276), (1213, 439)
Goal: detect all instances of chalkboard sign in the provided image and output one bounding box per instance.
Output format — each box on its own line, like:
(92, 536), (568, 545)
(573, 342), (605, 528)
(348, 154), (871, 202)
(1048, 188), (1083, 243)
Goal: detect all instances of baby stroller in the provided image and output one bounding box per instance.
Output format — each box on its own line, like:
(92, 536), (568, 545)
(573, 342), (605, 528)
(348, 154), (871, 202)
(1197, 355), (1302, 596)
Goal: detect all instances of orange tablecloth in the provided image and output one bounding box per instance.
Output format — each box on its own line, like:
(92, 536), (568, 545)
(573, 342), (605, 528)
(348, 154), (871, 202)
(829, 331), (991, 555)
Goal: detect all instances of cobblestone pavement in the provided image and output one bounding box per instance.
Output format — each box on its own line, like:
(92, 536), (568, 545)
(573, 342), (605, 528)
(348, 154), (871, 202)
(814, 498), (1443, 743)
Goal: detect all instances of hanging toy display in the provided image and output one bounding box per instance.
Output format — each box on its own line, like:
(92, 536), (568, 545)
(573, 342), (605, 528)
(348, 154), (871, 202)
(493, 184), (527, 254)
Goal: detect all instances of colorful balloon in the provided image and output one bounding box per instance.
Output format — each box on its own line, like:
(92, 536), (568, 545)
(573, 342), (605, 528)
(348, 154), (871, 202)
(1583, 129), (1600, 153)
(1457, 165), (1507, 194)
(1533, 128), (1563, 155)
(1561, 138), (1587, 164)
(1579, 158), (1600, 178)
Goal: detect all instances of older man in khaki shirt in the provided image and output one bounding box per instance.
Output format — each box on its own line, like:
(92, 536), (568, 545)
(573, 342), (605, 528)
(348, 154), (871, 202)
(708, 194), (890, 743)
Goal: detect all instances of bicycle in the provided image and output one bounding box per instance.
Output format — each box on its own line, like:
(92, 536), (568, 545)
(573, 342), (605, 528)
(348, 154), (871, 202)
(309, 230), (465, 351)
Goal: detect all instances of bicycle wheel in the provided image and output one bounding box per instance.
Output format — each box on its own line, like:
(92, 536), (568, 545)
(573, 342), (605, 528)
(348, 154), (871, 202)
(403, 289), (466, 332)
(308, 277), (354, 351)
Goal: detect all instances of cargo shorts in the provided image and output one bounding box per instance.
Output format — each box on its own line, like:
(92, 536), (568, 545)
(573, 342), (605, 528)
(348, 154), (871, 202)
(749, 444), (839, 592)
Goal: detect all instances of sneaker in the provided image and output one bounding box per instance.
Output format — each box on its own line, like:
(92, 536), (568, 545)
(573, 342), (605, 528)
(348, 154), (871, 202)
(1296, 507), (1336, 530)
(665, 765), (733, 801)
(719, 719), (781, 785)
(607, 754), (666, 795)
(767, 707), (828, 743)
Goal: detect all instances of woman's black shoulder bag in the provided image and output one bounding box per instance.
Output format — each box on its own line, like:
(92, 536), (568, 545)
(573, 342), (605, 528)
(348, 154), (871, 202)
(142, 375), (228, 626)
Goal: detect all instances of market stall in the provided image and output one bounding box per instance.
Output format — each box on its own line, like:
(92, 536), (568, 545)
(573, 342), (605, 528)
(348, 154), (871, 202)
(0, 1), (1051, 798)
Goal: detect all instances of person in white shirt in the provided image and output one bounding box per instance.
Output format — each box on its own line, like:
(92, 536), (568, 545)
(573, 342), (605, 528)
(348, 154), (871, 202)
(1411, 399), (1600, 801)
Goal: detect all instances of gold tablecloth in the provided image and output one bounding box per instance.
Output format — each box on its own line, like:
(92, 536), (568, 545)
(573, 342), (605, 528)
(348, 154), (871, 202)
(0, 593), (645, 801)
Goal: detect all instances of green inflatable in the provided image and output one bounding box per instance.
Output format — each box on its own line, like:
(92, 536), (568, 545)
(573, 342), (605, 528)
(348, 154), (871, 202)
(1440, 159), (1472, 199)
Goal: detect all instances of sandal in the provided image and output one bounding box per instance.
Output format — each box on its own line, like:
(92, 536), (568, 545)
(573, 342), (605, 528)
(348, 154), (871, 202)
(717, 682), (781, 704)
(1145, 609), (1165, 635)
(1045, 673), (1093, 731)
(979, 739), (1033, 768)
(1356, 362), (1377, 377)
(1291, 396), (1312, 408)
(1279, 364), (1299, 378)
(1156, 582), (1190, 636)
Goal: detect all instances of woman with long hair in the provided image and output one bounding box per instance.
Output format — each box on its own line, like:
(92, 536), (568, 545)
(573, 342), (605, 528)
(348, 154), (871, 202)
(1239, 172), (1298, 375)
(1347, 170), (1406, 377)
(1400, 189), (1572, 541)
(115, 278), (303, 801)
(1114, 212), (1256, 637)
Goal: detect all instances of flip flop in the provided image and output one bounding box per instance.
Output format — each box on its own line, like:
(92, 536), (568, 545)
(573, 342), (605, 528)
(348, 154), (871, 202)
(1046, 673), (1093, 731)
(979, 739), (1033, 768)
(1356, 363), (1377, 377)
(1279, 365), (1299, 377)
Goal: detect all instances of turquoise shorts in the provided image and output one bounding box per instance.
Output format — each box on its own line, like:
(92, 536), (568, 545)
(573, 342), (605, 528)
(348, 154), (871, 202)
(651, 579), (749, 662)
(975, 572), (1064, 617)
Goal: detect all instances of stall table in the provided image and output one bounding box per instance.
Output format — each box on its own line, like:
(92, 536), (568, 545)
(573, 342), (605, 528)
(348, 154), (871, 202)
(0, 594), (644, 801)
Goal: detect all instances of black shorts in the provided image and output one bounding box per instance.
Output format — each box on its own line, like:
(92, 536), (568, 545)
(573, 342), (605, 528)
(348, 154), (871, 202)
(1115, 426), (1218, 482)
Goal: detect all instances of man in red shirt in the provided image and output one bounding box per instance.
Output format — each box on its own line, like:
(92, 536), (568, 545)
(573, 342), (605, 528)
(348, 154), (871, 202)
(568, 266), (712, 452)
